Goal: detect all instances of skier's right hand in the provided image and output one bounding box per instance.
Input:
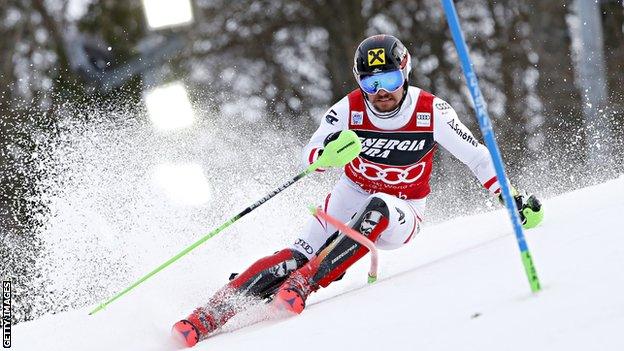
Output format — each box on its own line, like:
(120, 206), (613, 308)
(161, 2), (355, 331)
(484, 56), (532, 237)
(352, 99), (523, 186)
(499, 189), (544, 229)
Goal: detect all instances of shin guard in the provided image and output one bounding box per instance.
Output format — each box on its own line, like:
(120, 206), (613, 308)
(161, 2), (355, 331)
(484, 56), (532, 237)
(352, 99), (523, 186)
(307, 196), (390, 288)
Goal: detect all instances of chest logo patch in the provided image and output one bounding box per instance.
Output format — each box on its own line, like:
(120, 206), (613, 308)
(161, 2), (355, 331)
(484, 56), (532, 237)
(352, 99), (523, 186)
(416, 113), (431, 127)
(351, 111), (364, 125)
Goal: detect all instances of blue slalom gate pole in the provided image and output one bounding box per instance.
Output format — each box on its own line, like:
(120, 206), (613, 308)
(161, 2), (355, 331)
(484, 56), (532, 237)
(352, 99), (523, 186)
(440, 0), (541, 292)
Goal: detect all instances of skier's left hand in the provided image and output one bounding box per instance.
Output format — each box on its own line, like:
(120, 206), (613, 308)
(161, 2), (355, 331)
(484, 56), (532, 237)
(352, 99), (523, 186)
(313, 130), (361, 169)
(500, 189), (544, 229)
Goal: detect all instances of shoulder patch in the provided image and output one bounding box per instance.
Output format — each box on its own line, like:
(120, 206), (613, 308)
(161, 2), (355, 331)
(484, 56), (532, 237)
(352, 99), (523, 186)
(416, 112), (431, 127)
(325, 109), (338, 125)
(351, 111), (364, 125)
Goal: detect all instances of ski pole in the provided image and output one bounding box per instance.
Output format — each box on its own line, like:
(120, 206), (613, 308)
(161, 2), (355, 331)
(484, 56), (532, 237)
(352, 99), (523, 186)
(441, 0), (541, 292)
(89, 130), (361, 315)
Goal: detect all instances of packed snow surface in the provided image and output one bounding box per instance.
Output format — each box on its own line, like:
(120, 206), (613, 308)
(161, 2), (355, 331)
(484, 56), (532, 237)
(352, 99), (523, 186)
(13, 176), (624, 350)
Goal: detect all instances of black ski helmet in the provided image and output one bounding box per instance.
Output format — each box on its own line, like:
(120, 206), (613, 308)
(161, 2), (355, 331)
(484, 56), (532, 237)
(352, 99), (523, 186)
(353, 34), (411, 88)
(353, 35), (412, 117)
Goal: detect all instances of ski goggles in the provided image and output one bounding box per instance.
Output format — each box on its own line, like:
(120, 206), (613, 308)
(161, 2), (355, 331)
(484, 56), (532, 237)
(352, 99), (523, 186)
(356, 69), (404, 95)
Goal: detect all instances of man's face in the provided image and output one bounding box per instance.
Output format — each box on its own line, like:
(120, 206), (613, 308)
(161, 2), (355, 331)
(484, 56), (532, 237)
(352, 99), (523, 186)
(366, 86), (404, 112)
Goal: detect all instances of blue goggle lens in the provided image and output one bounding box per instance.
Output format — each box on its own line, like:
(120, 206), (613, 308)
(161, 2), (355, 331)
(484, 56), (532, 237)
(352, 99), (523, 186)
(359, 70), (404, 94)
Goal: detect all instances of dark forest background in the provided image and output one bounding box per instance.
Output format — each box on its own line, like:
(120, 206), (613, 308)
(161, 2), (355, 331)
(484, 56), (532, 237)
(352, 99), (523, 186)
(1, 0), (623, 323)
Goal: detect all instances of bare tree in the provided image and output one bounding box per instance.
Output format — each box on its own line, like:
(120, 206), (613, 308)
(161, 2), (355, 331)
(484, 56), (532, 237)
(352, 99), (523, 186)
(525, 0), (584, 175)
(601, 0), (624, 164)
(602, 1), (624, 110)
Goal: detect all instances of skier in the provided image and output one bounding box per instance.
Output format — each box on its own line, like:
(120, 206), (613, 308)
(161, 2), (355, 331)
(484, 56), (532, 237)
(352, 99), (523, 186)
(172, 34), (543, 347)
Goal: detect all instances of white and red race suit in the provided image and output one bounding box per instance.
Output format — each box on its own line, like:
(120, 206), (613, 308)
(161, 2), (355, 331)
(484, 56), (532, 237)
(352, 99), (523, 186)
(292, 86), (500, 259)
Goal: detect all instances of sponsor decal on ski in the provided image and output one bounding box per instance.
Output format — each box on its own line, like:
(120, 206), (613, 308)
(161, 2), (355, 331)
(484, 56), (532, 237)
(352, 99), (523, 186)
(351, 111), (364, 125)
(242, 275), (263, 294)
(331, 244), (358, 264)
(416, 112), (431, 127)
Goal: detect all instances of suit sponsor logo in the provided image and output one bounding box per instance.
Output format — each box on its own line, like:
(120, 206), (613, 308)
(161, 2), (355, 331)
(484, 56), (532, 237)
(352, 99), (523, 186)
(435, 102), (451, 111)
(447, 119), (478, 147)
(360, 137), (426, 159)
(295, 238), (314, 255)
(367, 48), (386, 66)
(325, 109), (338, 125)
(416, 112), (431, 127)
(351, 130), (435, 166)
(350, 157), (427, 185)
(351, 111), (364, 125)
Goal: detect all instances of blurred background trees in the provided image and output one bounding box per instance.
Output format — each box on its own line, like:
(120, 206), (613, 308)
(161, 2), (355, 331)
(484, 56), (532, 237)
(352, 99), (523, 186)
(1, 0), (623, 322)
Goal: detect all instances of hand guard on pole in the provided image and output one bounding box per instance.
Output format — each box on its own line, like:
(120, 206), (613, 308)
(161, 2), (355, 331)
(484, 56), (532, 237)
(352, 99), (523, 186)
(499, 188), (544, 229)
(311, 130), (361, 171)
(323, 132), (341, 148)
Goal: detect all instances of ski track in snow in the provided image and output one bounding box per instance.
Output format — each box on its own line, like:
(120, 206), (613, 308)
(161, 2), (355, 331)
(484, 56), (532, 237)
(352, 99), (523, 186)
(12, 176), (624, 351)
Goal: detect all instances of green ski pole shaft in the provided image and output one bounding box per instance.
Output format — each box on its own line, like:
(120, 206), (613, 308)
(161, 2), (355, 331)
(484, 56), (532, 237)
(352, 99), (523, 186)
(89, 167), (315, 315)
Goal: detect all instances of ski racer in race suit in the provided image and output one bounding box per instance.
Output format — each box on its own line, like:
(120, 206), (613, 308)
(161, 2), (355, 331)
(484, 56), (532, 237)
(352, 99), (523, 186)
(172, 34), (544, 347)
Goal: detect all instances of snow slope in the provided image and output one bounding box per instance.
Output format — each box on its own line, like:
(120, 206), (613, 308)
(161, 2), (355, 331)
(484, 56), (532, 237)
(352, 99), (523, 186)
(13, 176), (624, 350)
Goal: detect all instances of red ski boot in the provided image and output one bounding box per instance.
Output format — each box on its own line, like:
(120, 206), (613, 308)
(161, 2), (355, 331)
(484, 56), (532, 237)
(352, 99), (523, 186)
(273, 264), (318, 314)
(171, 319), (200, 347)
(171, 307), (219, 347)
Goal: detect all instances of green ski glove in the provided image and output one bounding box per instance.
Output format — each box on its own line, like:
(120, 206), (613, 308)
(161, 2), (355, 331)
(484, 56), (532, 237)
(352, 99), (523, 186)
(500, 188), (544, 229)
(311, 130), (362, 170)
